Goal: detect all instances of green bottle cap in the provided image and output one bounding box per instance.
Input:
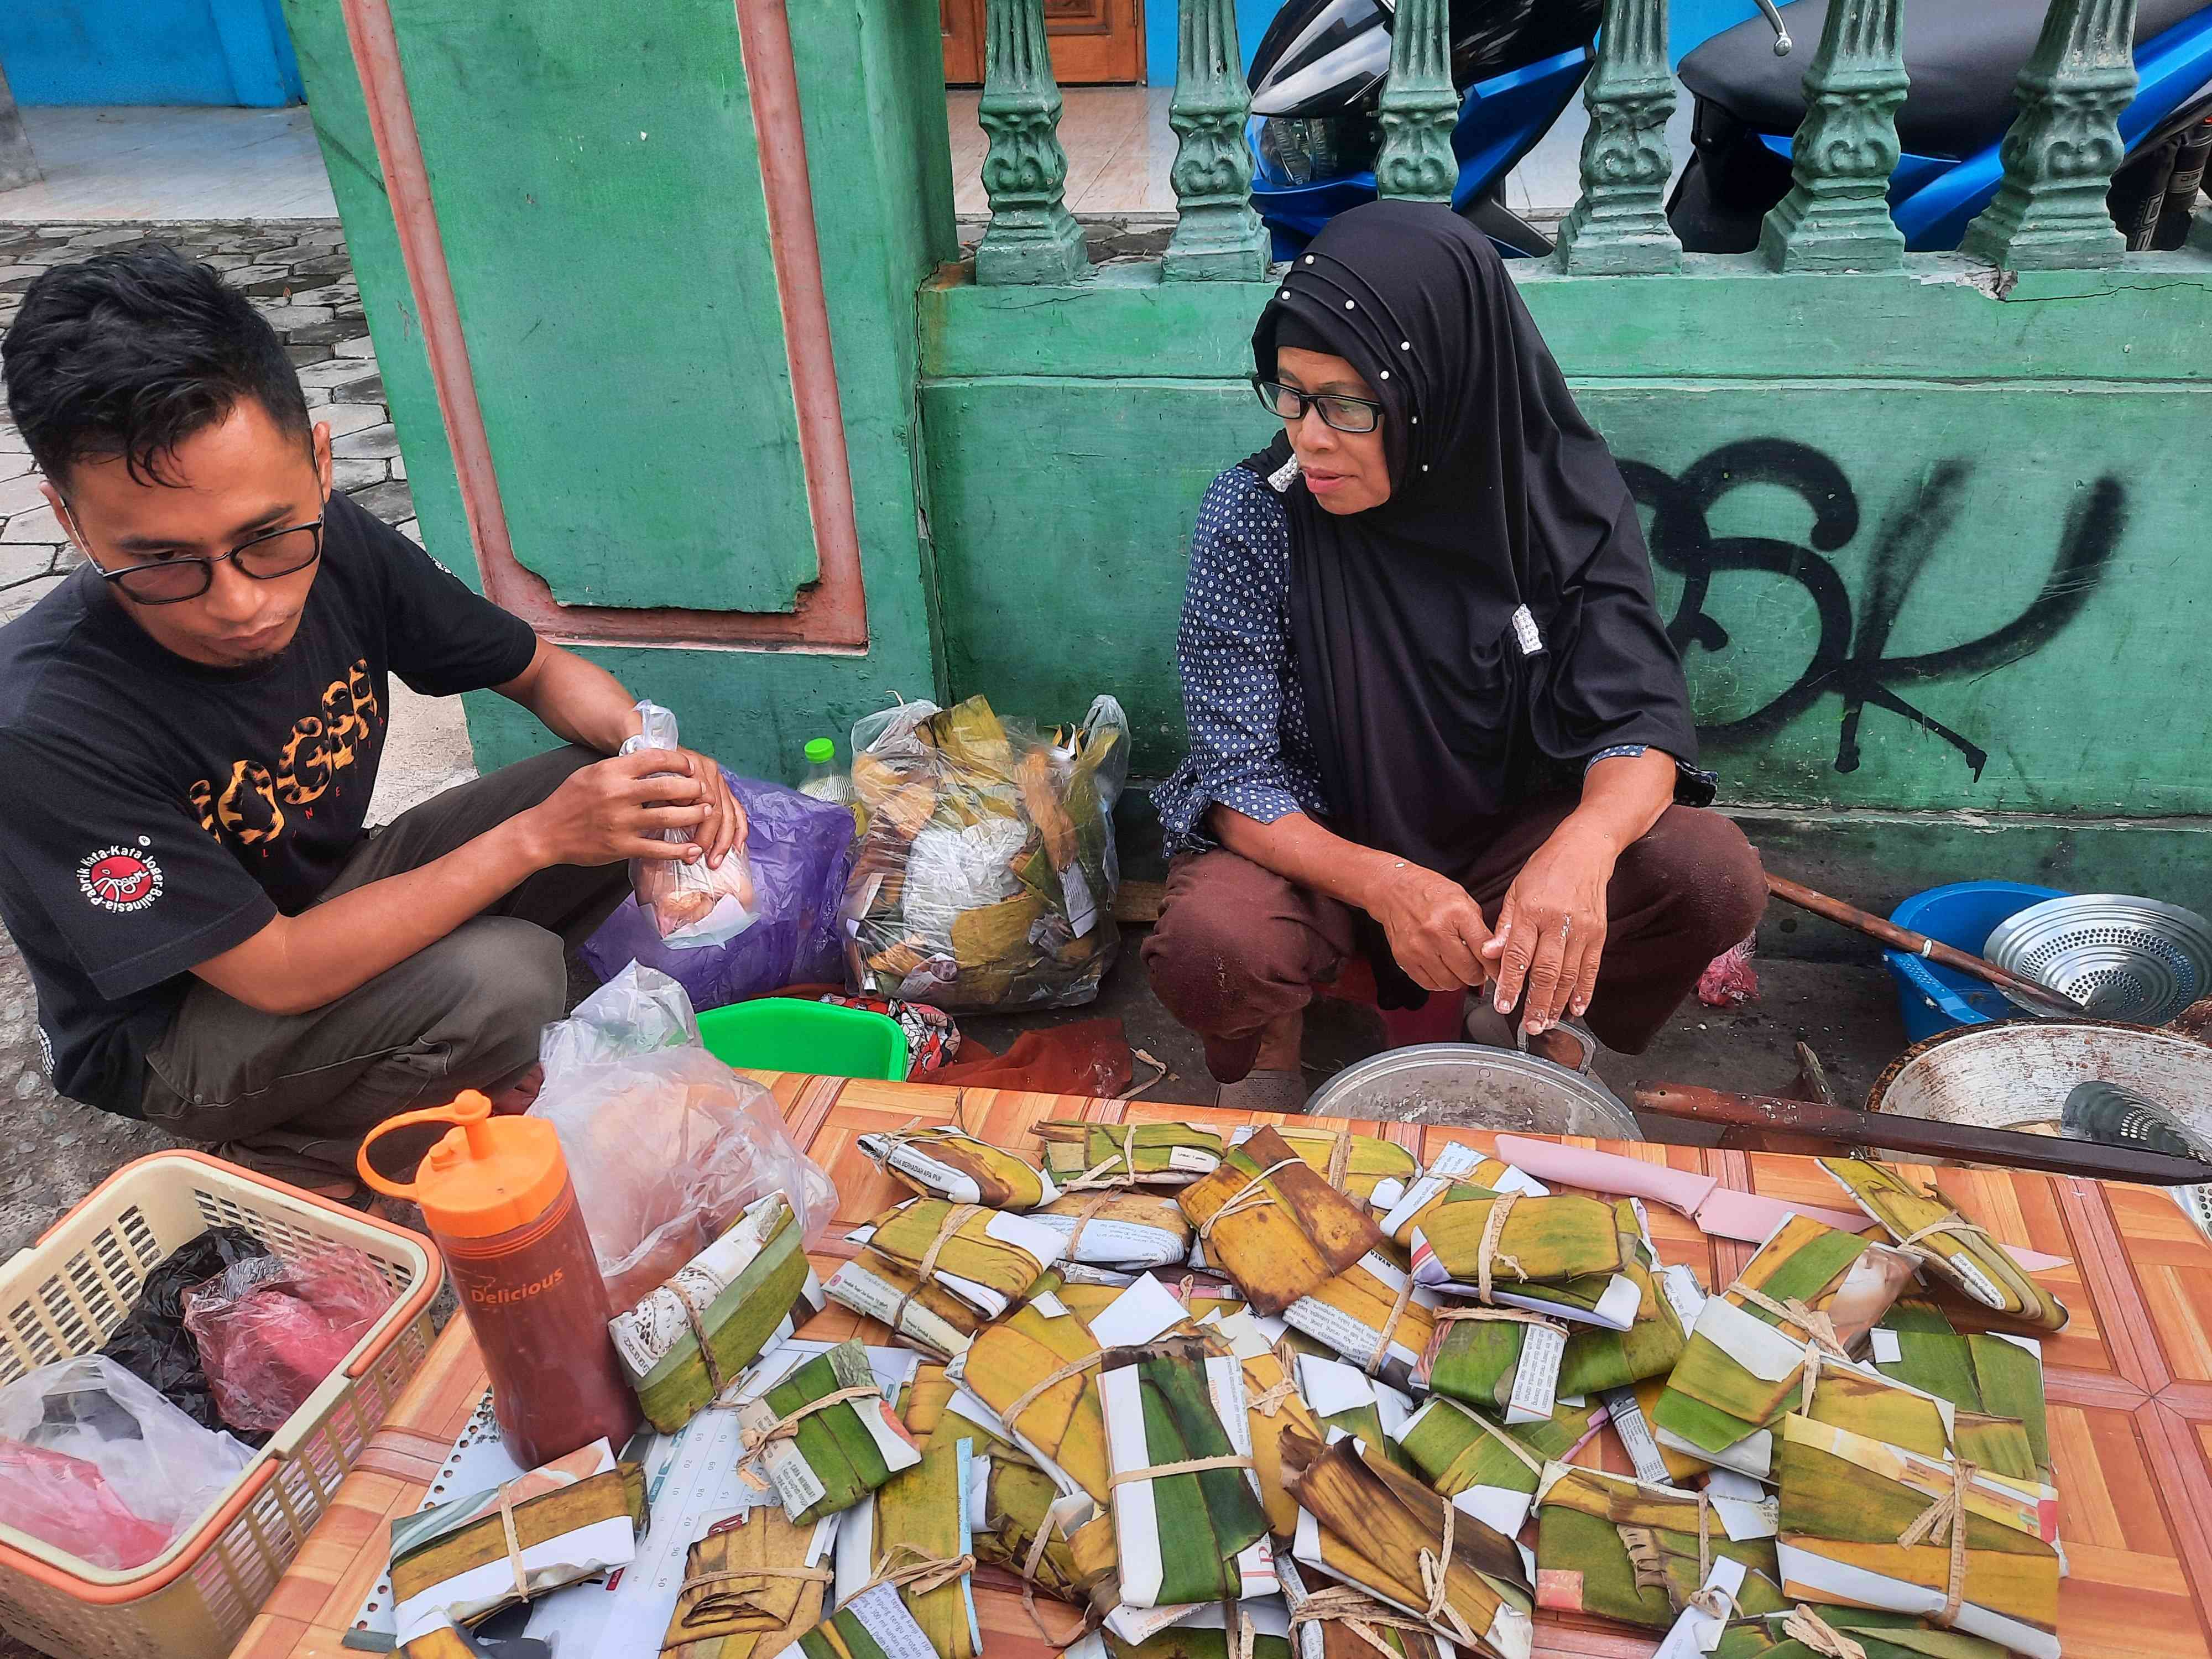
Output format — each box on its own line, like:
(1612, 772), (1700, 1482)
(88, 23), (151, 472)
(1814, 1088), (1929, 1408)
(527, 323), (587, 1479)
(805, 737), (835, 764)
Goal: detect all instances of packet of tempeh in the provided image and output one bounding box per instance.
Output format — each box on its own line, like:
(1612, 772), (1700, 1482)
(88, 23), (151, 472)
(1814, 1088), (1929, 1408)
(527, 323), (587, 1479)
(1376, 1142), (1550, 1247)
(1276, 1551), (1458, 1659)
(661, 1508), (838, 1659)
(1819, 1160), (2068, 1334)
(860, 1124), (1059, 1210)
(955, 1286), (1112, 1504)
(1407, 1193), (1627, 1308)
(769, 1579), (940, 1659)
(1552, 1201), (1689, 1400)
(846, 1197), (1066, 1318)
(969, 1449), (1092, 1603)
(1280, 1250), (1438, 1392)
(1227, 1123), (1419, 1205)
(1774, 1413), (2061, 1659)
(1395, 1394), (1603, 1540)
(823, 1253), (980, 1360)
(1029, 1190), (1194, 1269)
(1281, 1427), (1533, 1659)
(734, 1338), (923, 1524)
(832, 1432), (980, 1659)
(1418, 1298), (1571, 1426)
(1743, 1605), (2010, 1659)
(1195, 1306), (1329, 1539)
(1065, 1598), (1295, 1659)
(1180, 1126), (1387, 1316)
(1871, 1302), (2051, 1485)
(388, 1440), (645, 1642)
(611, 1192), (826, 1434)
(1039, 1120), (1225, 1188)
(1651, 1215), (1918, 1479)
(1532, 1462), (1784, 1631)
(1099, 1333), (1276, 1609)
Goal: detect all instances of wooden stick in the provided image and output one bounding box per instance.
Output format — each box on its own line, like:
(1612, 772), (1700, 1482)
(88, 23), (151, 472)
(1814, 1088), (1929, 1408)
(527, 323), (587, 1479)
(1632, 1081), (2212, 1185)
(1765, 872), (2087, 1016)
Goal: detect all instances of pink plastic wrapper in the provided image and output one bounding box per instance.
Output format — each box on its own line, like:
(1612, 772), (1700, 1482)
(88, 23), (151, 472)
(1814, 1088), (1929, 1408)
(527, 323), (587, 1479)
(1697, 935), (1760, 1008)
(0, 1439), (175, 1569)
(183, 1250), (395, 1433)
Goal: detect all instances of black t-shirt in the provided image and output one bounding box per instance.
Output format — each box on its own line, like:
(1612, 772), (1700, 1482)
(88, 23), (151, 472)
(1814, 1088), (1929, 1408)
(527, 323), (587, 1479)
(0, 491), (538, 1115)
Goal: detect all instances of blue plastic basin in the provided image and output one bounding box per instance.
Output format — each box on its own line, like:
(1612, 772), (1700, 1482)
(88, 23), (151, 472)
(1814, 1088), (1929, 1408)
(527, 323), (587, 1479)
(1884, 881), (2067, 1043)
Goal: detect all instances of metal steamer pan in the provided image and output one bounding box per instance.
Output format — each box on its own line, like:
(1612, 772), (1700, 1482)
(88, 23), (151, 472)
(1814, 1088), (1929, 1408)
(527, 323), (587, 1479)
(1871, 1014), (2212, 1141)
(1307, 1042), (1643, 1140)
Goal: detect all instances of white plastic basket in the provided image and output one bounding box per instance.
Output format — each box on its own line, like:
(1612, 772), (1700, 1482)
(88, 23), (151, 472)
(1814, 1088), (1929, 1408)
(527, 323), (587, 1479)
(0, 1152), (440, 1659)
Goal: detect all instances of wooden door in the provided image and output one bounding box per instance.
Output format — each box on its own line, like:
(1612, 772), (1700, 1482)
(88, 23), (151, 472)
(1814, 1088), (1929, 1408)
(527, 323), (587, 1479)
(942, 0), (1143, 85)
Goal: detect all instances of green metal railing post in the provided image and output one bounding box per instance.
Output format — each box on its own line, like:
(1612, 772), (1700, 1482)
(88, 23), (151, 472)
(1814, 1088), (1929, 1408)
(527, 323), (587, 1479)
(975, 0), (1089, 285)
(1757, 0), (1908, 272)
(1554, 0), (1683, 274)
(1164, 0), (1269, 279)
(1961, 0), (2138, 271)
(1375, 0), (1457, 204)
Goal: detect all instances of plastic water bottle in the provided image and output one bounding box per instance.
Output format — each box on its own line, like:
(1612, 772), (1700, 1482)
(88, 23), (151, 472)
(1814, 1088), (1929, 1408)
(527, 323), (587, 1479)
(798, 736), (860, 828)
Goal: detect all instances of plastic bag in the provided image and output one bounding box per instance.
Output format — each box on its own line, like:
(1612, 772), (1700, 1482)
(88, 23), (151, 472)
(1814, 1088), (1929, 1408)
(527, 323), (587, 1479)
(531, 964), (838, 1307)
(841, 693), (1129, 1013)
(98, 1224), (271, 1439)
(0, 1355), (253, 1566)
(624, 701), (759, 948)
(581, 774), (857, 1013)
(181, 1249), (396, 1433)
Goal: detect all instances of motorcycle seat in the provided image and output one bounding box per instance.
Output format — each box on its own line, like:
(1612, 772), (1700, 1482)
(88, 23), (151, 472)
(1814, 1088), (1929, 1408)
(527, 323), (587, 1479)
(1678, 0), (2210, 160)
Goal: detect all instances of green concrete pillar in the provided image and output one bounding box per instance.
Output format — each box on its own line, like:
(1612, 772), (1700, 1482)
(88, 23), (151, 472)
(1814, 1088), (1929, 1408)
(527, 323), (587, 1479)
(1554, 0), (1683, 275)
(1164, 0), (1269, 280)
(1375, 0), (1457, 204)
(975, 0), (1091, 286)
(1758, 0), (1908, 272)
(1961, 0), (2137, 272)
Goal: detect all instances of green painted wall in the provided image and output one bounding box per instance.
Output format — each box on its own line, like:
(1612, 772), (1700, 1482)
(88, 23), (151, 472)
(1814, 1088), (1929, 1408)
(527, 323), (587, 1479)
(920, 255), (2212, 833)
(281, 0), (952, 781)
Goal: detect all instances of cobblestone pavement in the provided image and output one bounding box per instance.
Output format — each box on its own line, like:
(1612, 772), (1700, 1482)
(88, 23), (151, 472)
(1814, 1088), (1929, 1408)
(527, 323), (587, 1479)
(0, 220), (438, 1256)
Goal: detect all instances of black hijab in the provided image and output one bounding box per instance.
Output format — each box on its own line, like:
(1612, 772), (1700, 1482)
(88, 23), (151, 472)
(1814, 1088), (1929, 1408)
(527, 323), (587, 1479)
(1242, 201), (1703, 1003)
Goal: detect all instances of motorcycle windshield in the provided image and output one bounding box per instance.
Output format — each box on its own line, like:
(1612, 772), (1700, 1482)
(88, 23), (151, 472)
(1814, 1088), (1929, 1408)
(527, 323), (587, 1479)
(1249, 0), (1390, 118)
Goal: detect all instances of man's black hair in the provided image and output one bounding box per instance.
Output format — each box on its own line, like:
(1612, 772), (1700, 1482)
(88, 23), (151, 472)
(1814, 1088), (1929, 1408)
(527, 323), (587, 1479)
(1, 244), (312, 488)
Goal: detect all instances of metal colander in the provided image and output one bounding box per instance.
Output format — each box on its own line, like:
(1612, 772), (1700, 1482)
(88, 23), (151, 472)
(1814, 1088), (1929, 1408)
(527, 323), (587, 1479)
(1983, 893), (2212, 1024)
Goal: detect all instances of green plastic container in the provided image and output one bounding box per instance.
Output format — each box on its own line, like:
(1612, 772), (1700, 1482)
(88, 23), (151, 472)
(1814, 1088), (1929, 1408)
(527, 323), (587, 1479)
(695, 997), (909, 1081)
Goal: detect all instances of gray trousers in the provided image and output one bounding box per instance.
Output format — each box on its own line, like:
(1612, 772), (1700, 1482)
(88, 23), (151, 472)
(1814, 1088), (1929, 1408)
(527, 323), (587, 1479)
(140, 745), (629, 1184)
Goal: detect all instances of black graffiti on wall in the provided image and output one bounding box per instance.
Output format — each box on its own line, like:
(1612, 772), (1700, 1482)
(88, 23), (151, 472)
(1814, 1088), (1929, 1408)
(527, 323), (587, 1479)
(1618, 439), (2128, 780)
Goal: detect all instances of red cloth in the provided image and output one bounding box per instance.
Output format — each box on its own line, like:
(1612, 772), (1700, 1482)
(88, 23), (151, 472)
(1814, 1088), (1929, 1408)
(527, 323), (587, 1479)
(0, 1440), (174, 1569)
(932, 1017), (1134, 1098)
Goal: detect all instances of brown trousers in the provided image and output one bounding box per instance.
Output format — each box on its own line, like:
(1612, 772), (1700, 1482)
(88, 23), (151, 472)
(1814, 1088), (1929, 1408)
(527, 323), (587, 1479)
(1141, 797), (1766, 1083)
(140, 745), (630, 1183)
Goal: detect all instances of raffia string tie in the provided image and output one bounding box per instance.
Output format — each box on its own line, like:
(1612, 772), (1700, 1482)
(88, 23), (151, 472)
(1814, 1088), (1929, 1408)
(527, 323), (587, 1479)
(1062, 1191), (1116, 1262)
(1014, 1507), (1093, 1645)
(494, 1480), (530, 1604)
(737, 1384), (888, 1452)
(1781, 1605), (1871, 1659)
(1697, 1490), (1713, 1586)
(1198, 1156), (1303, 1243)
(1728, 1279), (1848, 1412)
(1896, 1458), (1978, 1629)
(1689, 1581), (1740, 1623)
(1248, 1366), (1301, 1417)
(1434, 1396), (1543, 1476)
(1107, 1452), (1256, 1489)
(999, 1348), (1105, 1431)
(1475, 1191), (1525, 1302)
(1416, 1497), (1480, 1648)
(1068, 1128), (1144, 1191)
(1290, 1585), (1443, 1659)
(1325, 1130), (1353, 1194)
(681, 1296), (727, 1402)
(889, 1202), (982, 1333)
(1895, 1215), (1997, 1262)
(1230, 1597), (1256, 1659)
(855, 1542), (975, 1600)
(1365, 1264), (1418, 1379)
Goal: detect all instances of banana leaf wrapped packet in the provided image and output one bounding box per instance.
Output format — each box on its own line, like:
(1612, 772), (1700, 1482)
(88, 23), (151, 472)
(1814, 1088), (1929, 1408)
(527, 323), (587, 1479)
(969, 1450), (1093, 1603)
(1066, 1598), (1295, 1659)
(954, 1287), (1110, 1504)
(1282, 1426), (1534, 1659)
(1395, 1394), (1604, 1540)
(1651, 1215), (1918, 1479)
(1195, 1307), (1330, 1539)
(771, 1580), (941, 1659)
(832, 1432), (981, 1659)
(1180, 1125), (1388, 1316)
(1419, 1304), (1572, 1425)
(1099, 1332), (1276, 1608)
(1227, 1123), (1420, 1205)
(1407, 1193), (1630, 1318)
(860, 1124), (1059, 1210)
(846, 1197), (1065, 1318)
(1775, 1412), (2061, 1659)
(1743, 1606), (2010, 1659)
(389, 1441), (646, 1642)
(662, 1509), (838, 1659)
(1029, 1190), (1194, 1269)
(609, 1192), (826, 1434)
(1280, 1250), (1438, 1392)
(1040, 1120), (1227, 1188)
(1553, 1201), (1689, 1400)
(1820, 1159), (2069, 1334)
(735, 1338), (923, 1524)
(1532, 1462), (1784, 1631)
(1377, 1142), (1550, 1248)
(1871, 1302), (2051, 1485)
(823, 1253), (980, 1360)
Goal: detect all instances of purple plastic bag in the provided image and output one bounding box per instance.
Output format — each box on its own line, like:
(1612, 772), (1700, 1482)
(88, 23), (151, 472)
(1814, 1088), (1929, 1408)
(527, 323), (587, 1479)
(582, 773), (857, 1010)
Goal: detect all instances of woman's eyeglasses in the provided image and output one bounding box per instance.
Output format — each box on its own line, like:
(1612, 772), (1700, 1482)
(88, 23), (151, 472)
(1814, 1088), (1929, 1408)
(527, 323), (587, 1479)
(1252, 377), (1385, 434)
(77, 516), (326, 605)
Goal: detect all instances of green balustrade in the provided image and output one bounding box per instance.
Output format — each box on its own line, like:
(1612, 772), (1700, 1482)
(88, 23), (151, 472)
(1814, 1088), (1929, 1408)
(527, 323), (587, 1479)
(975, 0), (1089, 286)
(1375, 0), (1458, 204)
(1758, 0), (1908, 272)
(1554, 0), (1683, 275)
(1165, 0), (1269, 280)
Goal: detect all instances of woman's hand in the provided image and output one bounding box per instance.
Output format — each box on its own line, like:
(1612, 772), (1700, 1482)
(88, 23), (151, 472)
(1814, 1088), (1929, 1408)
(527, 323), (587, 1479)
(1361, 858), (1495, 993)
(1483, 819), (1618, 1034)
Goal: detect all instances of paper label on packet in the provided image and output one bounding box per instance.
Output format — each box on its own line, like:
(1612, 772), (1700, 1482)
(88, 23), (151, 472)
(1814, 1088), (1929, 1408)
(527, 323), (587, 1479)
(1870, 1328), (1903, 1365)
(1601, 1386), (1677, 1488)
(1169, 1145), (1222, 1175)
(836, 1582), (942, 1659)
(735, 1396), (830, 1519)
(1505, 1322), (1566, 1424)
(1062, 863), (1100, 937)
(1024, 1212), (1185, 1267)
(1660, 1264), (1708, 1331)
(871, 1140), (983, 1207)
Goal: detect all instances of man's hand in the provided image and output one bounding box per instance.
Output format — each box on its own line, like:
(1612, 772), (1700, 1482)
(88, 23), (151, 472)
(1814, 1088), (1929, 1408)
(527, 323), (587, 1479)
(518, 749), (714, 869)
(1361, 858), (1495, 994)
(667, 747), (747, 868)
(1483, 819), (1616, 1035)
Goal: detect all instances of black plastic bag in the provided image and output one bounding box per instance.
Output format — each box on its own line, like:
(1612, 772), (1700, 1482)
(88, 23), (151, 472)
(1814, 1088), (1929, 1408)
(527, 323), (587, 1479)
(98, 1225), (273, 1444)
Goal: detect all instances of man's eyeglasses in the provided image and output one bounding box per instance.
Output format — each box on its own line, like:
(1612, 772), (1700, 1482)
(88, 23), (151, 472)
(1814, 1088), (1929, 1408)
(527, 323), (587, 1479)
(1252, 377), (1385, 434)
(71, 513), (325, 605)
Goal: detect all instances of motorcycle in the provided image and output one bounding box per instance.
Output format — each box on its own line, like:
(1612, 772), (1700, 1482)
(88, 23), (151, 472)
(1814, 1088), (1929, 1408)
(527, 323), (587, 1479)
(1244, 0), (1796, 260)
(1670, 0), (2212, 253)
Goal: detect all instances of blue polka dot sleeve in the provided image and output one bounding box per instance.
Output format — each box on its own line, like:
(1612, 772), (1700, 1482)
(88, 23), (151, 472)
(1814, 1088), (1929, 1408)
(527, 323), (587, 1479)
(1152, 468), (1331, 852)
